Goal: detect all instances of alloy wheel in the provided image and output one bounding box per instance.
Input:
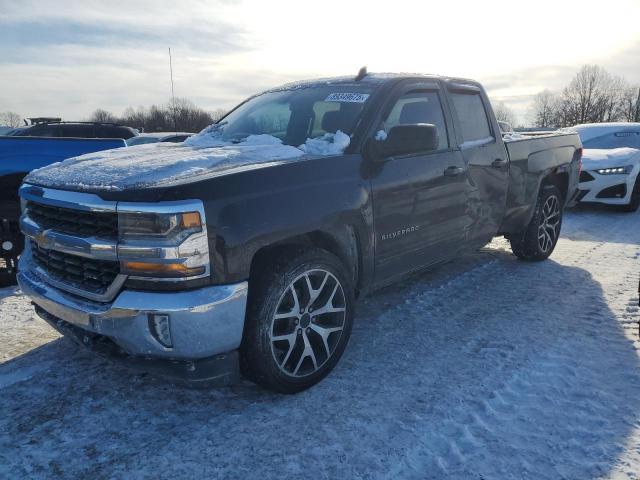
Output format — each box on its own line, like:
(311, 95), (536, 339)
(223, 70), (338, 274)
(269, 269), (347, 378)
(538, 194), (560, 253)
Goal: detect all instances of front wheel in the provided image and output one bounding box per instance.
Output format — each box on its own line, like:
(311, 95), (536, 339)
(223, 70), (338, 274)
(510, 184), (563, 261)
(241, 248), (355, 393)
(620, 176), (640, 213)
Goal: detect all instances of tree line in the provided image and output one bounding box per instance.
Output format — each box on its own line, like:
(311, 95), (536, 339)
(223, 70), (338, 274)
(89, 98), (227, 133)
(0, 111), (22, 128)
(531, 65), (640, 128)
(1, 98), (227, 133)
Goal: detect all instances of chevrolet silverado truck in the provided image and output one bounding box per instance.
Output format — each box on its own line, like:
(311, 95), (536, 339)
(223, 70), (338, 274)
(0, 136), (127, 286)
(17, 72), (582, 393)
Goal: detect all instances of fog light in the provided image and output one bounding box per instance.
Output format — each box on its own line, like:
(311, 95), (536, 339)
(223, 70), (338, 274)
(149, 314), (173, 348)
(2, 241), (12, 252)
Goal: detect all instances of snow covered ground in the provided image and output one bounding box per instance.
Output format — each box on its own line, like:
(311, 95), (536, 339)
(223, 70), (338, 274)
(1, 207), (639, 479)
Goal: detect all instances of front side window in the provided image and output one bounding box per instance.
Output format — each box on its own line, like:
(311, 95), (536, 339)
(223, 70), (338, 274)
(383, 91), (449, 150)
(450, 92), (493, 143)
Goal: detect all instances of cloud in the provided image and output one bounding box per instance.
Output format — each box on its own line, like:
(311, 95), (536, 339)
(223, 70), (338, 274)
(481, 40), (640, 124)
(0, 13), (249, 66)
(1, 0), (639, 124)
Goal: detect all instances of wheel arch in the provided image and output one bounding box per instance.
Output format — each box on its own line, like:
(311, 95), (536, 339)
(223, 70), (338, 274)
(540, 169), (569, 203)
(248, 225), (363, 296)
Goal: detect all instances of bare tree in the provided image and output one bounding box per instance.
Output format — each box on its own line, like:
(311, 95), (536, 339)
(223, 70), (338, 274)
(493, 101), (517, 126)
(531, 90), (559, 128)
(121, 106), (148, 131)
(211, 108), (228, 123)
(599, 75), (627, 122)
(89, 109), (117, 123)
(532, 65), (636, 128)
(557, 65), (628, 126)
(166, 97), (215, 132)
(620, 86), (640, 122)
(0, 111), (22, 128)
(87, 100), (222, 133)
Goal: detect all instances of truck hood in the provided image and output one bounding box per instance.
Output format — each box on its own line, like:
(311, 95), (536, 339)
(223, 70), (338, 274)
(25, 139), (308, 192)
(25, 131), (352, 192)
(582, 148), (640, 170)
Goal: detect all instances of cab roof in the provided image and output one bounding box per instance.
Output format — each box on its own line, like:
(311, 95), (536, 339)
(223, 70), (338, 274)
(263, 72), (481, 94)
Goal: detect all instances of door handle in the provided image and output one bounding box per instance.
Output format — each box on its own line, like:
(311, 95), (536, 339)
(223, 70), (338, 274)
(492, 158), (507, 169)
(443, 166), (465, 177)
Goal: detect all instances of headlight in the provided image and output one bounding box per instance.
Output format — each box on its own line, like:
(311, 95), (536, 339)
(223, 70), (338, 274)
(117, 202), (210, 282)
(118, 211), (202, 244)
(595, 165), (633, 175)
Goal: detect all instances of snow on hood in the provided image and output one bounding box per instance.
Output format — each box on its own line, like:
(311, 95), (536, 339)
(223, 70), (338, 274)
(581, 147), (640, 170)
(26, 131), (351, 191)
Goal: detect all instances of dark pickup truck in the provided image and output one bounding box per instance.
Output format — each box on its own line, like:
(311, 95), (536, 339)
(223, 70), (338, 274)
(17, 72), (582, 393)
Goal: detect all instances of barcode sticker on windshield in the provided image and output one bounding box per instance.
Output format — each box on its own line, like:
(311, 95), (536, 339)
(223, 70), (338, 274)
(325, 93), (370, 103)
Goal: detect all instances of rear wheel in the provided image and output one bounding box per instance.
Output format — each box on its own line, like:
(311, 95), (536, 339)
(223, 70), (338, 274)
(620, 176), (640, 213)
(510, 184), (563, 261)
(241, 248), (355, 393)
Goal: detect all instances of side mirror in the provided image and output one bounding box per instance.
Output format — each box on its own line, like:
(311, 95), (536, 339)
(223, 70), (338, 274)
(374, 123), (438, 160)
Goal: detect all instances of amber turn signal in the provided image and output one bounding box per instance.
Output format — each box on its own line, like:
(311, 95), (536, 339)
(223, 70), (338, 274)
(122, 261), (205, 278)
(181, 212), (202, 229)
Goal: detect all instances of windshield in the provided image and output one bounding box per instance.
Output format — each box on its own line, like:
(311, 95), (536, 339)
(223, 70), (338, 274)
(211, 85), (373, 147)
(581, 131), (640, 149)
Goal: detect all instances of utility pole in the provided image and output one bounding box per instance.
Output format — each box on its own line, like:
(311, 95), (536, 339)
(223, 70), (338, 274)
(169, 47), (177, 133)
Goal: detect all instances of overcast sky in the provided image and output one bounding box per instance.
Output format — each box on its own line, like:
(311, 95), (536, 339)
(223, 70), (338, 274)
(1, 0), (640, 125)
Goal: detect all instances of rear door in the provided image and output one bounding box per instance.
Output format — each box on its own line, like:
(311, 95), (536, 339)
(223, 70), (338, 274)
(446, 85), (509, 247)
(370, 81), (469, 283)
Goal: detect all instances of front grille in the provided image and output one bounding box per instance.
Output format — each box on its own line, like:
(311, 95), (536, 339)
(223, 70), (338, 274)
(26, 201), (118, 238)
(579, 171), (595, 182)
(31, 240), (120, 294)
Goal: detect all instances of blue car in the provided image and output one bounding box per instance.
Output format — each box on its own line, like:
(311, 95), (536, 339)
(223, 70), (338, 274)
(0, 136), (126, 285)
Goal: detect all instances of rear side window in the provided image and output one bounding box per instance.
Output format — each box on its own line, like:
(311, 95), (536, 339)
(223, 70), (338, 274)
(62, 124), (95, 137)
(384, 91), (449, 150)
(450, 92), (493, 143)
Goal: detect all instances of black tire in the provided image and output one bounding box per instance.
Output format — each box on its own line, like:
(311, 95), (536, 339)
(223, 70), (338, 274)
(241, 247), (355, 394)
(510, 184), (563, 261)
(0, 268), (17, 288)
(619, 176), (640, 213)
(0, 219), (22, 287)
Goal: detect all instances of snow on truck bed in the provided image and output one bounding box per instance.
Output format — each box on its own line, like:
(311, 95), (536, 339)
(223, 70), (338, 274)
(25, 130), (351, 191)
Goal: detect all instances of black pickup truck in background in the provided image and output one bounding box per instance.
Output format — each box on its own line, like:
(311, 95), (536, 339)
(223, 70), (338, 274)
(17, 72), (582, 393)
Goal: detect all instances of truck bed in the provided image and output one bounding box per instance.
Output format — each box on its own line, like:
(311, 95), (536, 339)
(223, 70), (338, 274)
(500, 132), (582, 235)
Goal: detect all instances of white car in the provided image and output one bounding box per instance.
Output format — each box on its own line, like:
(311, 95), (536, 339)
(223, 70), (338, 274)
(566, 123), (640, 212)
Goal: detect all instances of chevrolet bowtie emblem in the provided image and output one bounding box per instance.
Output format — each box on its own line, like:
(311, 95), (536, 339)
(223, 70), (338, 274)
(35, 229), (52, 249)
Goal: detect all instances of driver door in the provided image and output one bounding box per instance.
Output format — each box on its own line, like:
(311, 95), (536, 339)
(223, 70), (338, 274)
(370, 83), (470, 284)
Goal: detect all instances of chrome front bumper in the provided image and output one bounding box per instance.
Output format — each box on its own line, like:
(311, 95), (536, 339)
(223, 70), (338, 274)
(18, 256), (248, 360)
